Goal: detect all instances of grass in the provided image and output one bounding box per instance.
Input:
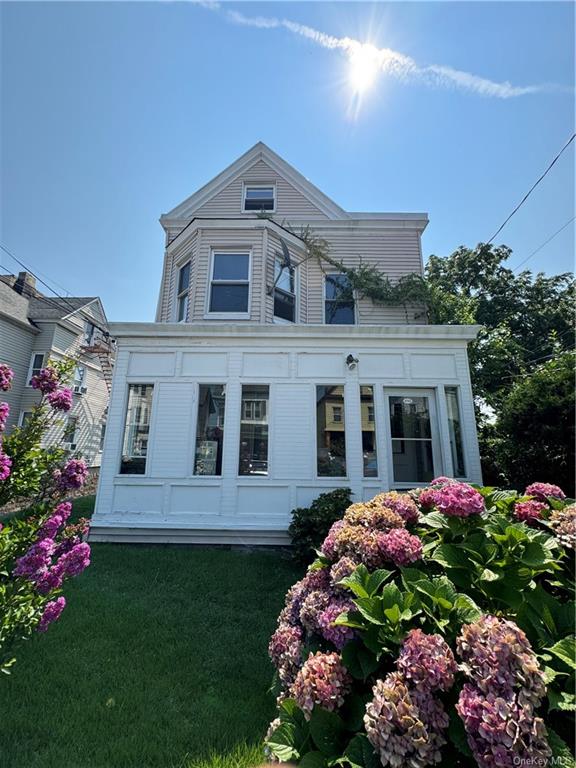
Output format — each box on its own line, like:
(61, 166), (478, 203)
(0, 496), (302, 768)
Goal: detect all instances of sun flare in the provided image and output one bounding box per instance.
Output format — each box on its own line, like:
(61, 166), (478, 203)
(348, 44), (380, 93)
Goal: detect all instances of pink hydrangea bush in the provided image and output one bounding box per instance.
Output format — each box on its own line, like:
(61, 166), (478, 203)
(266, 481), (573, 765)
(525, 482), (566, 502)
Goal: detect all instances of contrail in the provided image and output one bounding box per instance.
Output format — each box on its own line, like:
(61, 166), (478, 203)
(201, 4), (561, 99)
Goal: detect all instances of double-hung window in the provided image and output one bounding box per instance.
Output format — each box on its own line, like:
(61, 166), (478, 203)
(63, 416), (78, 449)
(28, 352), (45, 385)
(243, 185), (275, 212)
(208, 252), (250, 316)
(273, 256), (296, 322)
(325, 274), (355, 325)
(176, 261), (191, 322)
(120, 384), (154, 475)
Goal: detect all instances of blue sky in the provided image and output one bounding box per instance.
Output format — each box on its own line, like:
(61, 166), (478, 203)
(1, 1), (574, 322)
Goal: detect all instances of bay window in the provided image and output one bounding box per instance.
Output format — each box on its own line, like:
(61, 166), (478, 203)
(239, 385), (269, 475)
(273, 256), (296, 322)
(176, 261), (191, 322)
(209, 252), (250, 315)
(120, 384), (154, 475)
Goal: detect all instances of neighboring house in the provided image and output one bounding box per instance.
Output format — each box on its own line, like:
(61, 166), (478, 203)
(0, 273), (113, 467)
(92, 142), (481, 544)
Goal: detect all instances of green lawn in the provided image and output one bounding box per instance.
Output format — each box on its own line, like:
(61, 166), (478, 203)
(0, 497), (302, 768)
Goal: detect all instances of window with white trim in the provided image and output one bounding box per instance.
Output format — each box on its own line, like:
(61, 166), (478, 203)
(316, 385), (346, 477)
(19, 411), (33, 427)
(362, 386), (378, 478)
(388, 393), (436, 484)
(73, 365), (85, 387)
(325, 274), (355, 325)
(27, 352), (45, 385)
(208, 252), (250, 315)
(445, 386), (466, 477)
(273, 256), (296, 322)
(243, 185), (275, 212)
(239, 385), (269, 475)
(120, 384), (154, 475)
(63, 416), (78, 448)
(194, 384), (226, 476)
(176, 261), (191, 322)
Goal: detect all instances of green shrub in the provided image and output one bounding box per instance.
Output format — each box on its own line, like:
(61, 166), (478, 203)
(266, 481), (575, 766)
(288, 488), (353, 564)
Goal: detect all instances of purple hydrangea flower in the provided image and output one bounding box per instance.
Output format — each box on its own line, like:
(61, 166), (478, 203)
(344, 502), (404, 531)
(397, 629), (457, 692)
(457, 683), (551, 768)
(377, 528), (423, 566)
(38, 596), (66, 632)
(268, 624), (303, 686)
(46, 388), (73, 412)
(419, 482), (484, 518)
(514, 500), (547, 525)
(329, 556), (358, 589)
(290, 651), (352, 718)
(371, 491), (420, 524)
(321, 519), (346, 560)
(299, 589), (331, 634)
(364, 672), (449, 768)
(30, 366), (59, 394)
(278, 567), (331, 628)
(0, 447), (12, 481)
(430, 476), (458, 486)
(525, 482), (566, 502)
(0, 402), (9, 432)
(550, 504), (576, 550)
(54, 459), (88, 491)
(0, 364), (14, 392)
(317, 597), (357, 649)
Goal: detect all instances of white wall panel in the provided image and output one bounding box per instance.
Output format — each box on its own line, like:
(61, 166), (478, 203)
(297, 353), (343, 378)
(181, 352), (228, 377)
(272, 383), (314, 479)
(170, 485), (222, 514)
(242, 352), (290, 378)
(113, 484), (163, 513)
(128, 352), (176, 377)
(358, 354), (404, 379)
(148, 382), (194, 477)
(411, 354), (456, 378)
(237, 485), (291, 517)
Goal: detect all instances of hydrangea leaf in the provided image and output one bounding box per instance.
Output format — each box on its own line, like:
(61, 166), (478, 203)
(545, 637), (576, 670)
(265, 721), (300, 761)
(299, 750), (328, 768)
(309, 707), (346, 757)
(547, 727), (576, 766)
(430, 543), (471, 569)
(339, 734), (380, 768)
(454, 594), (482, 624)
(448, 707), (473, 758)
(548, 686), (576, 712)
(341, 640), (380, 680)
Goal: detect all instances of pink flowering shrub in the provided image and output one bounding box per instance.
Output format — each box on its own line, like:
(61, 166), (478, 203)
(265, 482), (574, 765)
(0, 360), (91, 673)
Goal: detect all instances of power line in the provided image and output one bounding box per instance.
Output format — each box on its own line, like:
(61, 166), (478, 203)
(486, 133), (576, 245)
(511, 215), (575, 272)
(0, 246), (110, 338)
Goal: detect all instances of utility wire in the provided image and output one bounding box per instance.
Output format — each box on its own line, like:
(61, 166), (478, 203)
(511, 215), (575, 272)
(0, 246), (110, 338)
(486, 133), (576, 245)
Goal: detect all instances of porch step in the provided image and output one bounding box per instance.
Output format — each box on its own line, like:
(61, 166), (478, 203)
(89, 525), (291, 546)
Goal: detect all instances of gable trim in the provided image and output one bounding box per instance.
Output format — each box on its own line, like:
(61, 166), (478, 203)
(162, 142), (349, 224)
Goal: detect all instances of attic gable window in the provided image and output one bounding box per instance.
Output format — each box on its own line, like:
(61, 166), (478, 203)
(243, 185), (275, 212)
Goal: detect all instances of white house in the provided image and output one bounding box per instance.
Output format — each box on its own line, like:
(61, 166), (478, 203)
(92, 142), (481, 544)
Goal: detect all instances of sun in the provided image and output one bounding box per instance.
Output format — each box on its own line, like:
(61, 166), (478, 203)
(348, 44), (380, 94)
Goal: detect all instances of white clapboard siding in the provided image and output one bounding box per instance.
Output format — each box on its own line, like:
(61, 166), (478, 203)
(192, 159), (328, 220)
(0, 317), (36, 429)
(148, 382), (195, 477)
(272, 383), (314, 479)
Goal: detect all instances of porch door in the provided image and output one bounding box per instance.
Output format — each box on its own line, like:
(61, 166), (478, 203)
(384, 389), (441, 486)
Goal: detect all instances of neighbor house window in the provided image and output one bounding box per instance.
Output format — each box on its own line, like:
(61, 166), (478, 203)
(27, 352), (45, 384)
(273, 256), (296, 322)
(83, 321), (95, 345)
(194, 384), (226, 476)
(176, 261), (191, 322)
(99, 422), (106, 452)
(325, 274), (355, 325)
(120, 384), (154, 475)
(388, 394), (435, 484)
(208, 252), (250, 315)
(243, 185), (275, 212)
(73, 365), (85, 387)
(63, 416), (78, 449)
(445, 386), (466, 477)
(19, 411), (33, 427)
(239, 385), (269, 475)
(362, 386), (378, 478)
(317, 385), (346, 477)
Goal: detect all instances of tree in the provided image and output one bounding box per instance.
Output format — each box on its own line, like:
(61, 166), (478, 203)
(425, 244), (575, 410)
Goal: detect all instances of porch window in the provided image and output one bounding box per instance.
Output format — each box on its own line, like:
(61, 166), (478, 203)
(243, 185), (275, 212)
(120, 384), (154, 475)
(445, 386), (466, 477)
(239, 385), (269, 475)
(362, 386), (378, 478)
(209, 252), (250, 315)
(176, 261), (191, 322)
(325, 274), (355, 325)
(388, 394), (435, 484)
(194, 384), (226, 476)
(273, 256), (296, 322)
(317, 385), (346, 477)
(27, 352), (45, 385)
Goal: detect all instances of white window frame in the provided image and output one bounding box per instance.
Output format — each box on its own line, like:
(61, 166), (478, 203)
(323, 273), (357, 326)
(238, 384), (270, 477)
(273, 256), (298, 324)
(63, 415), (78, 450)
(242, 183), (276, 214)
(18, 411), (33, 427)
(315, 384), (348, 480)
(27, 351), (46, 386)
(383, 387), (442, 488)
(175, 260), (191, 323)
(444, 385), (467, 479)
(205, 249), (252, 320)
(119, 383), (155, 476)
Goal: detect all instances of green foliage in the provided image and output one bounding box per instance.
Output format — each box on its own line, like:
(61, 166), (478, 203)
(288, 489), (353, 564)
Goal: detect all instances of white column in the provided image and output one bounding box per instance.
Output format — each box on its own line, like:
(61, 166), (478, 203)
(220, 352), (242, 517)
(344, 374), (364, 503)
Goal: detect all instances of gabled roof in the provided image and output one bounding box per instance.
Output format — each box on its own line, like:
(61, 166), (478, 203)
(161, 141), (350, 224)
(27, 296), (100, 322)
